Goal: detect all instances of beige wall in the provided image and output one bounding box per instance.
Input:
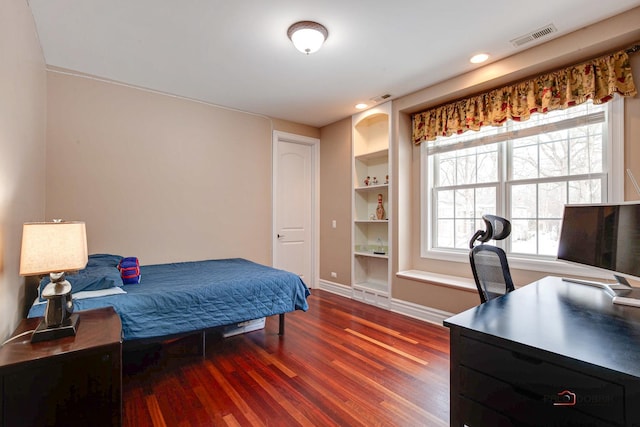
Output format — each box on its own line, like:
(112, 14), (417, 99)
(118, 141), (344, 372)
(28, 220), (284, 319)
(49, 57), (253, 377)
(0, 0), (47, 340)
(271, 118), (320, 140)
(46, 71), (299, 267)
(319, 118), (352, 285)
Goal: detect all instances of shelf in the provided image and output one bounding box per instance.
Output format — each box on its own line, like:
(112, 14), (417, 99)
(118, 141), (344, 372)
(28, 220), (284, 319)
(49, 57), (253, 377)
(355, 149), (388, 161)
(354, 219), (388, 223)
(354, 183), (389, 192)
(354, 189), (388, 221)
(354, 251), (388, 259)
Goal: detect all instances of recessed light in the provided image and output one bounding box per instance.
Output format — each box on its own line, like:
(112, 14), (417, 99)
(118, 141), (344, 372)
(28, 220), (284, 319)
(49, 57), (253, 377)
(470, 53), (489, 64)
(355, 103), (368, 110)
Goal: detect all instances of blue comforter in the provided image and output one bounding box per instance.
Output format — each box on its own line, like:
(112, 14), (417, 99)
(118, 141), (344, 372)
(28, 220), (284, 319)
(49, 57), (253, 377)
(28, 258), (310, 340)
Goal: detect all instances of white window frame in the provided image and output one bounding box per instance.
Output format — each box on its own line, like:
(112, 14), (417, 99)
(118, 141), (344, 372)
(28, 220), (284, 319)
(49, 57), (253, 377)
(420, 97), (624, 278)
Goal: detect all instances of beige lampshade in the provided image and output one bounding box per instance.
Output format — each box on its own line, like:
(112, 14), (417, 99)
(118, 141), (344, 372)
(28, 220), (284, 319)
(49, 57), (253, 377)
(19, 221), (88, 276)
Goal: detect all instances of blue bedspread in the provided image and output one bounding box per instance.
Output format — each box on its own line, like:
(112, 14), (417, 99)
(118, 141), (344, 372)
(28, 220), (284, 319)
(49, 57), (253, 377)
(28, 258), (310, 341)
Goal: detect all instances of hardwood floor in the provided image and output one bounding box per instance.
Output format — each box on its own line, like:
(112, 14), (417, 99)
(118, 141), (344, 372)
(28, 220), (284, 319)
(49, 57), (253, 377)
(122, 290), (451, 426)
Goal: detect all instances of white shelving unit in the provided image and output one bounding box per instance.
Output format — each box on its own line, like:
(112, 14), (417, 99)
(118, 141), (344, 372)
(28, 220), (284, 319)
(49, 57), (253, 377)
(351, 102), (392, 309)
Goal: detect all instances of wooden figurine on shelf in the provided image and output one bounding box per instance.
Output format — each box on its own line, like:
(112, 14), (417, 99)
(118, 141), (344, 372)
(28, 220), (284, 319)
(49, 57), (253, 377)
(372, 177), (378, 185)
(364, 176), (370, 186)
(385, 175), (389, 184)
(376, 193), (385, 220)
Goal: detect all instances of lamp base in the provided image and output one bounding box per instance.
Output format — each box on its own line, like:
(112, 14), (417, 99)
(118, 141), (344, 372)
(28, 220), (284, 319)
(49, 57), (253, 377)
(31, 313), (80, 343)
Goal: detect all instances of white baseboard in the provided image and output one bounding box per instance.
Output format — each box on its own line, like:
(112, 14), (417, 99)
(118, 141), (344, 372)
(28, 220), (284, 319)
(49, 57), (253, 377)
(317, 280), (352, 298)
(390, 298), (453, 327)
(317, 279), (453, 327)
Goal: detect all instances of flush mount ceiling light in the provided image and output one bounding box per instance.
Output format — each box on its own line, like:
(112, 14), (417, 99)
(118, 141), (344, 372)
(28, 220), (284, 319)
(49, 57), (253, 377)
(287, 21), (328, 55)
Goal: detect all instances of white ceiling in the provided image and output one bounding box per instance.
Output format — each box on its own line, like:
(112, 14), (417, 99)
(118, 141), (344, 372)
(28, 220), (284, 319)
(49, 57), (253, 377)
(28, 0), (640, 128)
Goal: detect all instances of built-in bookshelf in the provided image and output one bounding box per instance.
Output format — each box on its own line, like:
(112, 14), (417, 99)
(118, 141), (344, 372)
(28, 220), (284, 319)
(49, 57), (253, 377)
(351, 102), (391, 308)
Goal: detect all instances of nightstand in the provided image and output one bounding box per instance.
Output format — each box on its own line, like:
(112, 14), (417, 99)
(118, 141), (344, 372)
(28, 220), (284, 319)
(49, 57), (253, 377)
(0, 307), (122, 427)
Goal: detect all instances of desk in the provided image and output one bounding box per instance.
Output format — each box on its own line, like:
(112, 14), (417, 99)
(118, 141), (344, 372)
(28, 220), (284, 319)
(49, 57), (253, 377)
(444, 276), (640, 426)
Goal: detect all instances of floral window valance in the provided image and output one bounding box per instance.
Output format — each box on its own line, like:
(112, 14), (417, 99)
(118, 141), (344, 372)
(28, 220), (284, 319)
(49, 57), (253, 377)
(412, 48), (638, 146)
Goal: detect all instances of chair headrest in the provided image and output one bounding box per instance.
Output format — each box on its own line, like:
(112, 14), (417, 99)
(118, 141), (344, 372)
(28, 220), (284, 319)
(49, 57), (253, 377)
(469, 214), (512, 248)
(482, 214), (511, 241)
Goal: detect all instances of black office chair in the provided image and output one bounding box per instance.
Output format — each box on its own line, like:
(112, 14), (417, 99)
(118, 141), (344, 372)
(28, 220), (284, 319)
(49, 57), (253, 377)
(469, 214), (515, 303)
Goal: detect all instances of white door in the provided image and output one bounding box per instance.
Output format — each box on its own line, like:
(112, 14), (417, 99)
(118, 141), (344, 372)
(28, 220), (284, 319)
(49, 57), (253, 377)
(273, 131), (318, 287)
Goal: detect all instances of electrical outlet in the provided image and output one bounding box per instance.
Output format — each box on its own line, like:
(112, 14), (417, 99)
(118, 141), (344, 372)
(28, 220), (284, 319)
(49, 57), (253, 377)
(331, 272), (337, 278)
(332, 220), (337, 228)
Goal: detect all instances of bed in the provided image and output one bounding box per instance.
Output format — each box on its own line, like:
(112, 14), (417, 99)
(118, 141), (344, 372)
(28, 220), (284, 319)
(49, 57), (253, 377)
(28, 256), (310, 344)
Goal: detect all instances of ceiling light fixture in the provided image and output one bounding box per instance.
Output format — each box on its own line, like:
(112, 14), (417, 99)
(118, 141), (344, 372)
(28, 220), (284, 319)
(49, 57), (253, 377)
(355, 103), (368, 110)
(470, 53), (489, 64)
(287, 21), (328, 55)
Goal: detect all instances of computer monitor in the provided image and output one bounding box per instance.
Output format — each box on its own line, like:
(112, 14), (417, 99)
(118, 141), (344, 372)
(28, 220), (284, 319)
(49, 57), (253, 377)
(557, 203), (640, 284)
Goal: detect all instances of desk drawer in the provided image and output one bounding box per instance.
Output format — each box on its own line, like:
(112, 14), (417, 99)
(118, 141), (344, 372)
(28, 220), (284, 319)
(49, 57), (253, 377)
(460, 366), (617, 426)
(458, 395), (513, 427)
(459, 336), (624, 425)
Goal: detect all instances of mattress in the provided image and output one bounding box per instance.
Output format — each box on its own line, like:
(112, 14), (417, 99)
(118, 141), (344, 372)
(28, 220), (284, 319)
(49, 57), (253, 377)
(28, 258), (310, 341)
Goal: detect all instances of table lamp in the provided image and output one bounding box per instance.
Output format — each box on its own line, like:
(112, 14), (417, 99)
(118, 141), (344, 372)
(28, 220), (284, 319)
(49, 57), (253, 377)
(19, 220), (88, 343)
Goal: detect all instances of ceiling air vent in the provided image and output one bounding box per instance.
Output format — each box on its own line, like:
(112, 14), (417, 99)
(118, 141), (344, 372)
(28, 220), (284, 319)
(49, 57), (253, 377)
(511, 24), (557, 47)
(370, 94), (392, 103)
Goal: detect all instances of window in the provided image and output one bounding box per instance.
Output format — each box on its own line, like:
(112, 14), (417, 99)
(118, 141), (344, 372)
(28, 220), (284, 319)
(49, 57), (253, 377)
(422, 98), (623, 268)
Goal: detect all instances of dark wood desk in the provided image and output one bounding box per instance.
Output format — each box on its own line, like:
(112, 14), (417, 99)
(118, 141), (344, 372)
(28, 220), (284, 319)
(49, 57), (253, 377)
(444, 276), (640, 426)
(0, 307), (122, 427)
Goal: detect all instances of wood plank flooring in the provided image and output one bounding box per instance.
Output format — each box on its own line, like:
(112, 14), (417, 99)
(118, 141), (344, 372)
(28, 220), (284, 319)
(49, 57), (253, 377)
(122, 290), (451, 426)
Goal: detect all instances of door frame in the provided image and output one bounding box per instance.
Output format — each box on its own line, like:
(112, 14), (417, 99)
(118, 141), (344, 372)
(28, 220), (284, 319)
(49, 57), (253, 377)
(272, 130), (320, 289)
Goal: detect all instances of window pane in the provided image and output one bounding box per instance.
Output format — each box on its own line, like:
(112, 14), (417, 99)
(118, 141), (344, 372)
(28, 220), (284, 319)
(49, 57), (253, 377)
(569, 136), (590, 175)
(510, 179), (604, 255)
(437, 154), (455, 186)
(433, 186), (497, 250)
(455, 189), (474, 219)
(568, 179), (602, 204)
(437, 219), (454, 247)
(512, 138), (538, 180)
(477, 144), (498, 183)
(511, 184), (536, 219)
(511, 219), (537, 254)
(476, 187), (496, 217)
(539, 182), (566, 219)
(539, 136), (568, 177)
(588, 130), (604, 173)
(436, 145), (499, 186)
(437, 190), (454, 218)
(455, 219), (475, 249)
(456, 153), (477, 185)
(538, 219), (561, 256)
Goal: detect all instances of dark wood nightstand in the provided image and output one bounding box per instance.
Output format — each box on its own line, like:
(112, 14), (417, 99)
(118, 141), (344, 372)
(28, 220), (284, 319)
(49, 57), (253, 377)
(0, 307), (122, 427)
